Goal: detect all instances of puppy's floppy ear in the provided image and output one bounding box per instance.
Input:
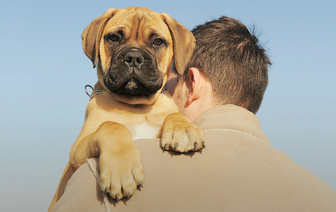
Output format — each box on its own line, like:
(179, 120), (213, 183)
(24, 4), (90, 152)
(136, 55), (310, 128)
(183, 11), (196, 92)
(81, 8), (118, 68)
(161, 13), (196, 75)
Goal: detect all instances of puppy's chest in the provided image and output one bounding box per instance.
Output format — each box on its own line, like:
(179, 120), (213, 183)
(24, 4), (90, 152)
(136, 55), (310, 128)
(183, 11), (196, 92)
(98, 111), (162, 140)
(91, 93), (175, 140)
(94, 107), (163, 140)
(127, 122), (161, 140)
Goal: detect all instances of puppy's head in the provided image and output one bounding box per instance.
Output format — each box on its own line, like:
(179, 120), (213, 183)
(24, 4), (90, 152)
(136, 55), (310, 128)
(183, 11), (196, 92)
(81, 7), (195, 105)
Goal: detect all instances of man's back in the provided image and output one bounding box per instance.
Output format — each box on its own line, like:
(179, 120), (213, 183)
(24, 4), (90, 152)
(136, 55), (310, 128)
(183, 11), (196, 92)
(53, 105), (336, 212)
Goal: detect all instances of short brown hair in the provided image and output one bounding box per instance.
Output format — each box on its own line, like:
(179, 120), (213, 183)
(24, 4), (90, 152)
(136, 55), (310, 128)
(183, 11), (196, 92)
(185, 16), (271, 113)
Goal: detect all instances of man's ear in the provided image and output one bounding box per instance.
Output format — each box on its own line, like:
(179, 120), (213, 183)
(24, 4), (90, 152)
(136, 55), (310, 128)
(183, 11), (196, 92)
(186, 67), (202, 105)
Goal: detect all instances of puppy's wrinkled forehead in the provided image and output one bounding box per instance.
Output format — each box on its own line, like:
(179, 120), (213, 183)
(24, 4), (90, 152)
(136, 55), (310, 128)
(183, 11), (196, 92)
(104, 8), (171, 46)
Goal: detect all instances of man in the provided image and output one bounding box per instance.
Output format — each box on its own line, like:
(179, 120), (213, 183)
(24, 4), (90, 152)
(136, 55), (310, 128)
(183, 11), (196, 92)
(52, 17), (336, 211)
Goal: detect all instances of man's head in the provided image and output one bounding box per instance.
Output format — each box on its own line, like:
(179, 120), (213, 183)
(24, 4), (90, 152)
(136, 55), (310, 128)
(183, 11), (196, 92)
(166, 16), (271, 120)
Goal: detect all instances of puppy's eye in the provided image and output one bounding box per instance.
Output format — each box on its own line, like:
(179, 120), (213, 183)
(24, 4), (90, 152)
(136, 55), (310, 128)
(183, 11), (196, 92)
(153, 38), (165, 46)
(106, 34), (120, 42)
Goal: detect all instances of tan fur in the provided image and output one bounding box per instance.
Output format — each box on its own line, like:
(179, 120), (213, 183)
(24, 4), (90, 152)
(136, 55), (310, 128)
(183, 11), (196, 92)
(49, 7), (204, 212)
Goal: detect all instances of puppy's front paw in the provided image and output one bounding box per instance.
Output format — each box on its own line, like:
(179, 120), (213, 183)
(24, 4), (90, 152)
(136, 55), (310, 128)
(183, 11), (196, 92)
(161, 113), (205, 153)
(99, 146), (144, 201)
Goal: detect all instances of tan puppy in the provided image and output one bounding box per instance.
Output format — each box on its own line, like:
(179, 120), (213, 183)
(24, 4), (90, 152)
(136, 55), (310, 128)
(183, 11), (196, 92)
(49, 7), (204, 211)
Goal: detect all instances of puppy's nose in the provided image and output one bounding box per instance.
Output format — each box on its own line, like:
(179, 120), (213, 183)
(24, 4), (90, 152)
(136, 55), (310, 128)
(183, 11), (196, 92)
(124, 52), (144, 67)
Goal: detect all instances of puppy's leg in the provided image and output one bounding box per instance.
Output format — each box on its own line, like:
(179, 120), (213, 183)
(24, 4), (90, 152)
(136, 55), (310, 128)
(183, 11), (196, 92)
(48, 162), (74, 212)
(70, 121), (144, 200)
(161, 113), (205, 152)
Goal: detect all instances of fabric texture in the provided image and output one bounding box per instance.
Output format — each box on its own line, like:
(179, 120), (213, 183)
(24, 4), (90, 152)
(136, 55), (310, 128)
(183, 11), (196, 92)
(52, 104), (336, 212)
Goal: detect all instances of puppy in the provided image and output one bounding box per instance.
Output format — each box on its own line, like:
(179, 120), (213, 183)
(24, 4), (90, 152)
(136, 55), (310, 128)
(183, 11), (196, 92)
(49, 7), (204, 211)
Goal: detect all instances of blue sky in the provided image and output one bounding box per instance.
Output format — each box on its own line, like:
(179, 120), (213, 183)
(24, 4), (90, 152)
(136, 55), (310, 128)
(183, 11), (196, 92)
(1, 0), (335, 211)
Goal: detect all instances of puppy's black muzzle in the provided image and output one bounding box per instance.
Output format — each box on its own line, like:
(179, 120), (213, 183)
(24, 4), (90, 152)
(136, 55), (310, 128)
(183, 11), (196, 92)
(104, 48), (163, 96)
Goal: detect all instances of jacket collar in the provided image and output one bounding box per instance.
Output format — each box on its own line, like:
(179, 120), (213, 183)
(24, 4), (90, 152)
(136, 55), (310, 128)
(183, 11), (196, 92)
(193, 104), (270, 144)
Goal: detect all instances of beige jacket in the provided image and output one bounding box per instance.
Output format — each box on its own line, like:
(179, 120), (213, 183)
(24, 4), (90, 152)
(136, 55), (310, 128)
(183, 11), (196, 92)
(52, 105), (336, 212)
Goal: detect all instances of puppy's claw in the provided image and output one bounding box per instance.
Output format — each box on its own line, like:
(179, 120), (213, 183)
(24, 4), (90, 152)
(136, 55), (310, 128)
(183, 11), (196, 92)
(139, 182), (143, 188)
(194, 142), (198, 151)
(164, 144), (168, 150)
(115, 195), (119, 201)
(202, 142), (206, 148)
(104, 188), (108, 195)
(174, 143), (178, 151)
(127, 192), (130, 199)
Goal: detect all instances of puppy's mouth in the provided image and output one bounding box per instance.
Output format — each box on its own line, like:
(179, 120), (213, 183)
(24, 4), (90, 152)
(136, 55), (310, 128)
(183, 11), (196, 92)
(113, 77), (159, 97)
(103, 47), (164, 101)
